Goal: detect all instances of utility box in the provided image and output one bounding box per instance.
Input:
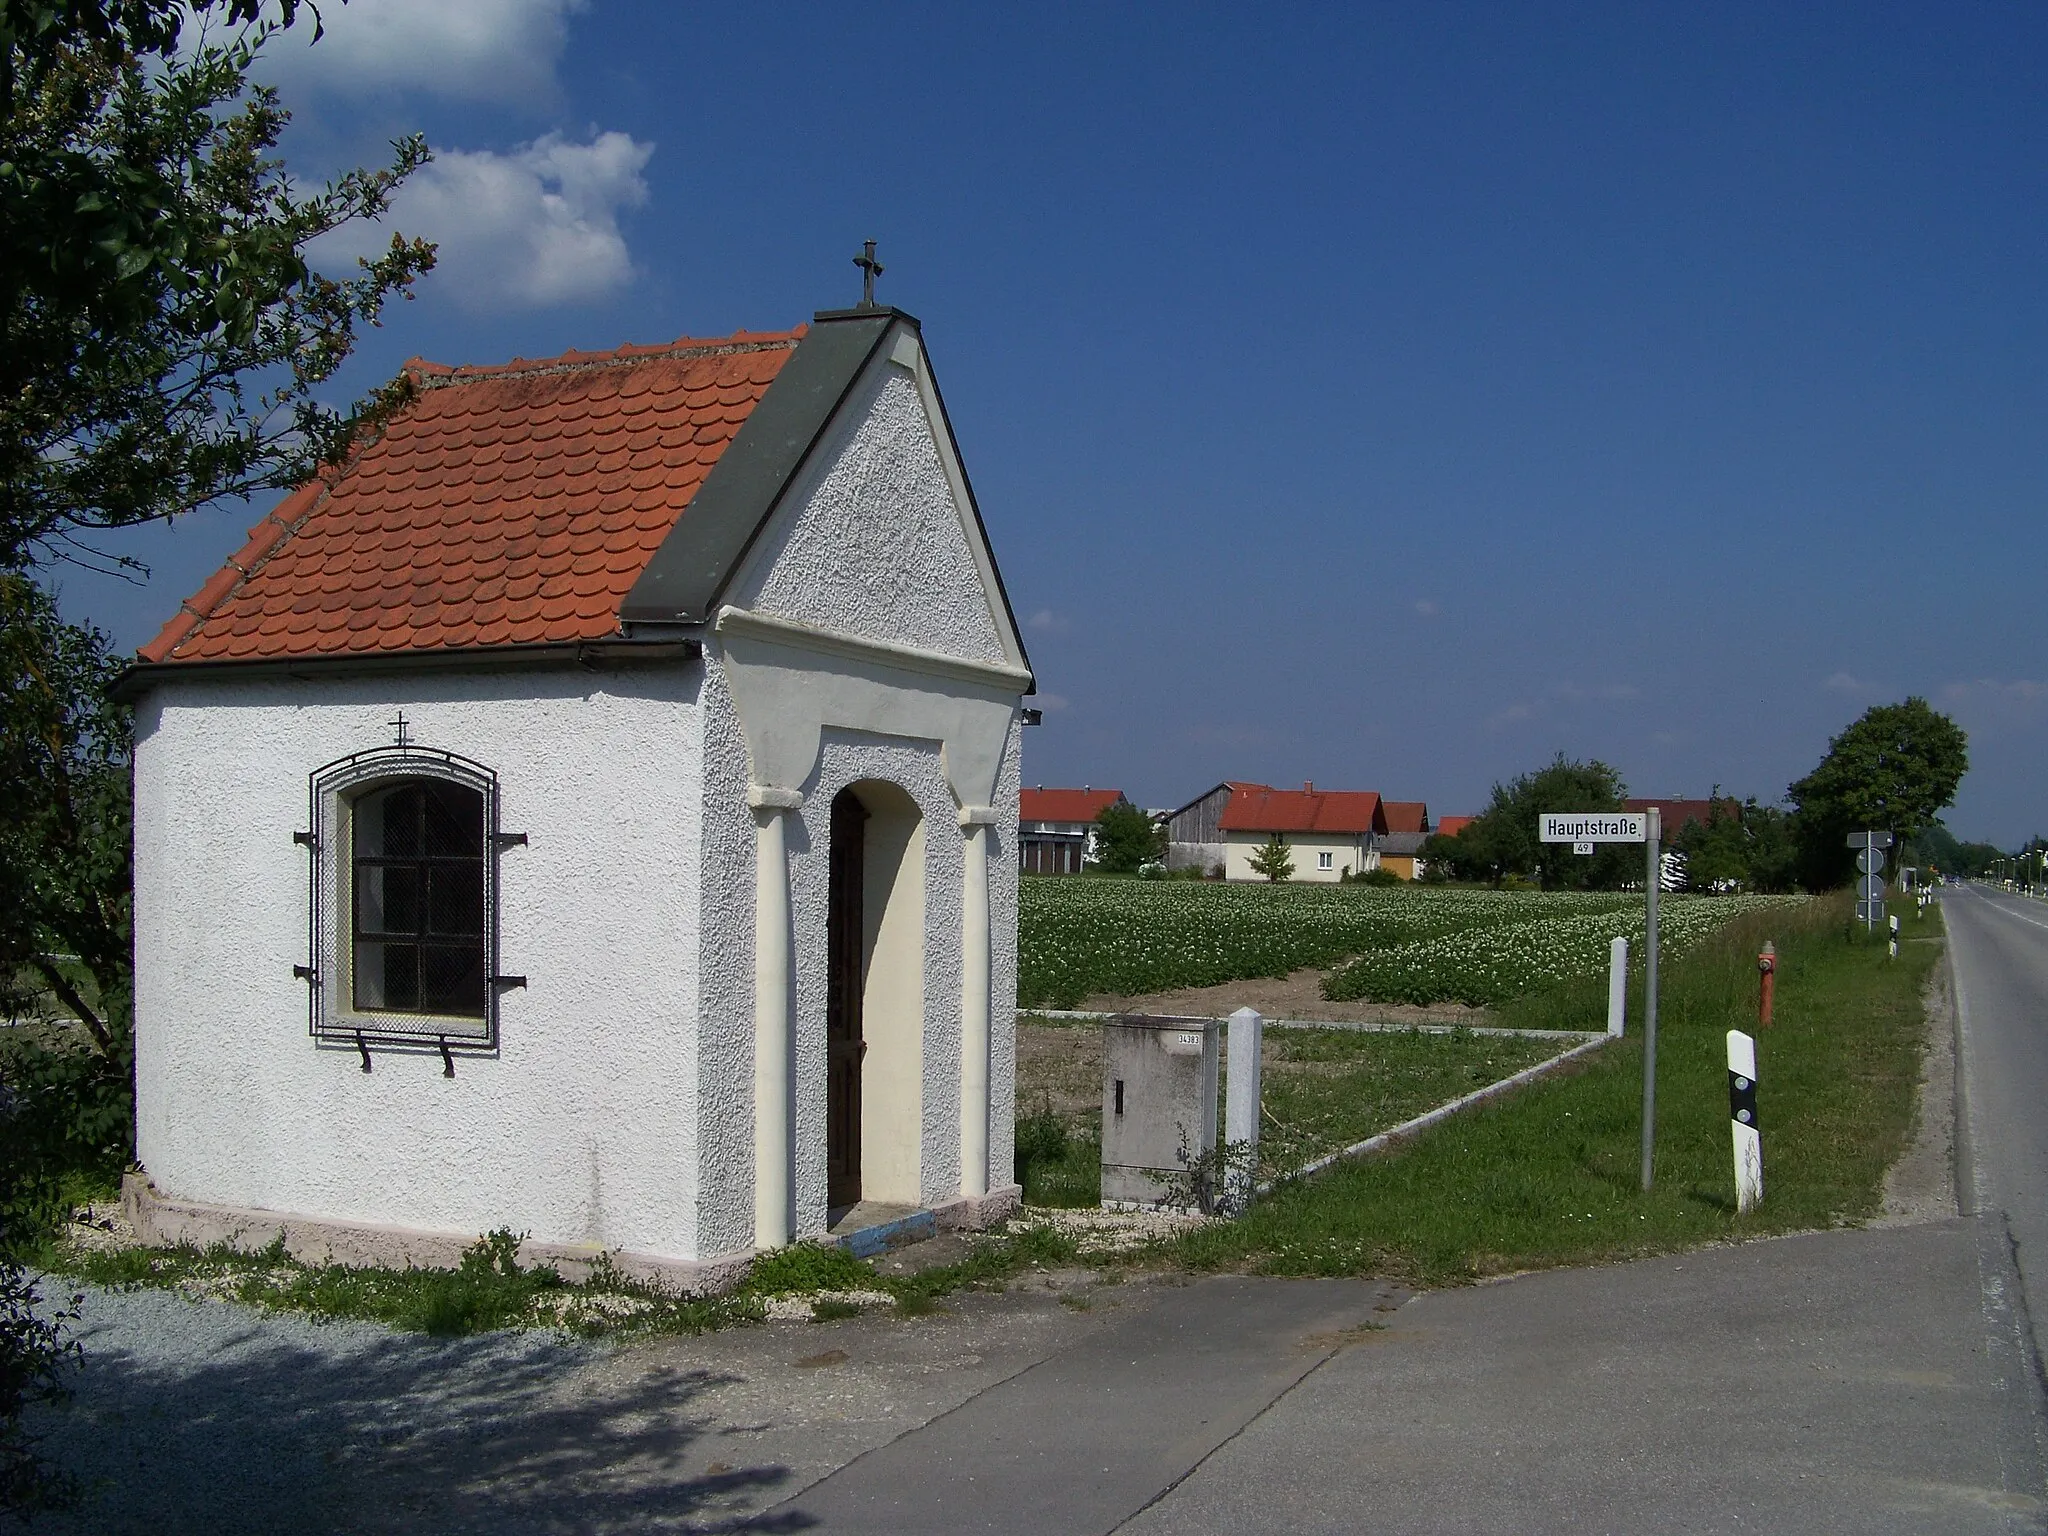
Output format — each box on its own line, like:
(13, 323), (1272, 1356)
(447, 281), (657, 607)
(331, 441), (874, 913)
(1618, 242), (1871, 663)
(1100, 1014), (1219, 1209)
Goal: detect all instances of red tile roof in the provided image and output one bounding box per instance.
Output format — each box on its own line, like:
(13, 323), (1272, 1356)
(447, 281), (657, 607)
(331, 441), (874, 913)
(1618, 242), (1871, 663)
(1434, 815), (1475, 839)
(1218, 783), (1383, 836)
(1381, 801), (1429, 835)
(1624, 798), (1741, 835)
(138, 328), (806, 664)
(1020, 788), (1128, 824)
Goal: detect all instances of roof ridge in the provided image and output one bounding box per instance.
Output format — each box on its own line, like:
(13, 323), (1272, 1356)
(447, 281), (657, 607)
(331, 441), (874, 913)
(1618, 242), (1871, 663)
(404, 326), (809, 388)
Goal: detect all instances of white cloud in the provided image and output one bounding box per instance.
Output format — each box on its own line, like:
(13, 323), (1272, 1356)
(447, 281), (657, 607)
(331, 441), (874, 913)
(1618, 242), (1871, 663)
(315, 131), (653, 310)
(1823, 671), (1881, 693)
(1027, 608), (1070, 633)
(1940, 678), (2048, 735)
(257, 0), (586, 104)
(1412, 598), (1438, 617)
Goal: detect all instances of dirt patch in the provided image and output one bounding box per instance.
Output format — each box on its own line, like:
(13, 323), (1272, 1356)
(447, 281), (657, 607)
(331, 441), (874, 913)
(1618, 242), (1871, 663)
(1876, 952), (1960, 1226)
(1017, 1022), (1105, 1123)
(1074, 966), (1492, 1027)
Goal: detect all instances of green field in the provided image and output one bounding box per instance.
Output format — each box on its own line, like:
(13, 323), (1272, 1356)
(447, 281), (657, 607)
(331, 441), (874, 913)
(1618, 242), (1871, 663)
(1167, 892), (1936, 1284)
(1019, 877), (1805, 1009)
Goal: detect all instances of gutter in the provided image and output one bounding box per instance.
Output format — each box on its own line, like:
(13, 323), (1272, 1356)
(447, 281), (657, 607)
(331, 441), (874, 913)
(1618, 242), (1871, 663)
(110, 637), (700, 702)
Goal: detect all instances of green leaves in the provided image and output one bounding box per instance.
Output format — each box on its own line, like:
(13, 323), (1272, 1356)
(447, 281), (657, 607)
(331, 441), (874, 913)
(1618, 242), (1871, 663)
(0, 1), (435, 566)
(1788, 698), (1968, 888)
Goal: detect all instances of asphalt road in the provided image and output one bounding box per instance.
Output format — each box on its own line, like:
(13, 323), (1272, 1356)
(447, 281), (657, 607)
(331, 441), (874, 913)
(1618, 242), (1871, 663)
(1946, 882), (2048, 1371)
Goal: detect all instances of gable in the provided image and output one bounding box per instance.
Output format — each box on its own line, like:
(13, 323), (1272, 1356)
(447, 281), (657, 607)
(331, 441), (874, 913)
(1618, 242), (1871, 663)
(724, 331), (1023, 671)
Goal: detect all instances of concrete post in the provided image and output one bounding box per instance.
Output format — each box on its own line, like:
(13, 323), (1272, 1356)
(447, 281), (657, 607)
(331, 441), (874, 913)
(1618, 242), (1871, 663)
(749, 785), (802, 1249)
(959, 806), (999, 1200)
(1606, 936), (1628, 1036)
(1226, 1007), (1263, 1212)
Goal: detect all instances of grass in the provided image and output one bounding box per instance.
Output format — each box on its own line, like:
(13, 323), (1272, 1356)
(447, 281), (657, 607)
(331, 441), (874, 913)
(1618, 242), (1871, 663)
(50, 1217), (1090, 1339)
(1014, 1022), (1572, 1206)
(1162, 891), (1939, 1285)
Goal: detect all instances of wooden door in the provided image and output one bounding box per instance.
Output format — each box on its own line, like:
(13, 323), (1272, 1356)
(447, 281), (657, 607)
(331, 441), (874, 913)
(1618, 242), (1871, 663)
(826, 789), (869, 1209)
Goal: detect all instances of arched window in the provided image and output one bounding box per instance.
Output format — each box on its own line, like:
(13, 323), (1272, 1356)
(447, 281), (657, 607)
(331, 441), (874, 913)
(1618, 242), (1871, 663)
(350, 779), (487, 1018)
(298, 744), (514, 1053)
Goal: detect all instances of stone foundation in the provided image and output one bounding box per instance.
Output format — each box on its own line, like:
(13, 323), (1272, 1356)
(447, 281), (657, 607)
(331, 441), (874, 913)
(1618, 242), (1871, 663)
(121, 1172), (1024, 1295)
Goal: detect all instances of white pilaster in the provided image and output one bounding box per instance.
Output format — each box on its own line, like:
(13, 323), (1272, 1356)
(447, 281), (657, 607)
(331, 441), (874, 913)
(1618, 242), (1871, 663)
(750, 784), (803, 1248)
(958, 804), (998, 1198)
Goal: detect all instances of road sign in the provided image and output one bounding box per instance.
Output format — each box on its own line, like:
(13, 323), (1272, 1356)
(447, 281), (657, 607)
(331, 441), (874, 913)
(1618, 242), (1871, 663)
(1857, 847), (1884, 875)
(1858, 873), (1886, 902)
(1845, 830), (1894, 850)
(1857, 900), (1886, 923)
(1540, 813), (1648, 844)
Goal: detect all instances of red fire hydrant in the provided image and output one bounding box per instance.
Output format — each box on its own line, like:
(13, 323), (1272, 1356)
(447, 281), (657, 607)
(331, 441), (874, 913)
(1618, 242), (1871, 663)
(1758, 940), (1777, 1028)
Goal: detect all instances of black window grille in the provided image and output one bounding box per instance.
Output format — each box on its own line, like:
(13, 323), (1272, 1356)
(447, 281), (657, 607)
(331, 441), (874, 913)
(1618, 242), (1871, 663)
(298, 743), (514, 1052)
(350, 779), (487, 1018)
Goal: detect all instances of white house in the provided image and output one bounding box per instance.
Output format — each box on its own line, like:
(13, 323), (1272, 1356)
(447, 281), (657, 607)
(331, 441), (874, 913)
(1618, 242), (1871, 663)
(1217, 782), (1384, 882)
(120, 303), (1035, 1288)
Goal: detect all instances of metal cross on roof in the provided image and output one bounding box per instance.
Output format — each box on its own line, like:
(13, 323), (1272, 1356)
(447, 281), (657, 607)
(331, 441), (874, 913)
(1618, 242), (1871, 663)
(389, 711), (412, 747)
(854, 239), (884, 309)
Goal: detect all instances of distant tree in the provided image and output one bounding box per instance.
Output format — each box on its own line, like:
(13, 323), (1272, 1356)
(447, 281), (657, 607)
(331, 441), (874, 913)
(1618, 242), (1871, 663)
(1442, 755), (1631, 889)
(1675, 798), (1748, 891)
(1247, 834), (1294, 883)
(1788, 699), (1968, 889)
(1092, 802), (1165, 873)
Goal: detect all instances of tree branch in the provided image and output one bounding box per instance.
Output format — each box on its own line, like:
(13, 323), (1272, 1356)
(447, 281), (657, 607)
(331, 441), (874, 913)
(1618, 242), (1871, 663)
(30, 956), (116, 1057)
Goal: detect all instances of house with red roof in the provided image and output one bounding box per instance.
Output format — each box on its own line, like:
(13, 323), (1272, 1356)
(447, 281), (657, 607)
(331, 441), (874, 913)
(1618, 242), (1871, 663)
(1019, 787), (1129, 874)
(120, 300), (1036, 1285)
(1375, 801), (1431, 880)
(1216, 782), (1387, 882)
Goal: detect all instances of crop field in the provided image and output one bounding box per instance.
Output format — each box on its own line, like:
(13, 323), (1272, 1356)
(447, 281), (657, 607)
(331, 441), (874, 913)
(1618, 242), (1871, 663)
(1017, 878), (1805, 1009)
(1322, 892), (1807, 1006)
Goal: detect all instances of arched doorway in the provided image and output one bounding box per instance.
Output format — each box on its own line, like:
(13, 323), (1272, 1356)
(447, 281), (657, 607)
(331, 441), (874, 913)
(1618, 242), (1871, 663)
(825, 781), (926, 1213)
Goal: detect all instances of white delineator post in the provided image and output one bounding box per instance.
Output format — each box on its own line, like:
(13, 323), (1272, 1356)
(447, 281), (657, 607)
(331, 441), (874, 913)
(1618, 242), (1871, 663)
(1606, 936), (1628, 1037)
(750, 785), (803, 1249)
(959, 806), (998, 1200)
(1226, 1007), (1264, 1213)
(1727, 1029), (1762, 1213)
(1641, 806), (1661, 1192)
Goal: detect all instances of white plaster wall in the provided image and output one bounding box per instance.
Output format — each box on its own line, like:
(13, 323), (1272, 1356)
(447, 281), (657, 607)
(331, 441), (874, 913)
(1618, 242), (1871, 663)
(989, 716), (1023, 1189)
(733, 362), (1009, 667)
(131, 663), (711, 1259)
(1223, 832), (1370, 882)
(689, 656), (759, 1260)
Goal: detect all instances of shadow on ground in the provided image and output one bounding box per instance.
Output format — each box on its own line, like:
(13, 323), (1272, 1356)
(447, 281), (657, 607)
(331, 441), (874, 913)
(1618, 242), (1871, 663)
(25, 1287), (797, 1534)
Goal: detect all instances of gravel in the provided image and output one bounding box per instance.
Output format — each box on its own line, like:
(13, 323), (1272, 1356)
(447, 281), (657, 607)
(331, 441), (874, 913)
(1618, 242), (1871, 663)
(22, 1280), (596, 1535)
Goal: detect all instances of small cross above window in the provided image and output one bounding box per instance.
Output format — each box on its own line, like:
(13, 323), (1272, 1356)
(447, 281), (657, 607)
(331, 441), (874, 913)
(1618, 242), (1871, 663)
(389, 711), (412, 748)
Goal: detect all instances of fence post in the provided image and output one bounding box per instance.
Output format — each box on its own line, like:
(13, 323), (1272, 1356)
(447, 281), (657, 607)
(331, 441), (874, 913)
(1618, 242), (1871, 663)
(1606, 936), (1628, 1036)
(1225, 1006), (1263, 1213)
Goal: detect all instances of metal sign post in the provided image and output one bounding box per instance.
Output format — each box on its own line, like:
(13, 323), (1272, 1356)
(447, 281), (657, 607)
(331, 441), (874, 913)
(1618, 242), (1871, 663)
(1538, 809), (1660, 1188)
(1847, 830), (1894, 934)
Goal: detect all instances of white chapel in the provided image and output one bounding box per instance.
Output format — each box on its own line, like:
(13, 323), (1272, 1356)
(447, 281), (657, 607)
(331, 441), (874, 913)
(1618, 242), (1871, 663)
(121, 301), (1035, 1286)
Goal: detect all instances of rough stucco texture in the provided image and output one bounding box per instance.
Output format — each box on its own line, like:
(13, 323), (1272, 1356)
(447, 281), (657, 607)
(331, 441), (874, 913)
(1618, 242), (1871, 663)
(131, 666), (711, 1260)
(737, 363), (1008, 666)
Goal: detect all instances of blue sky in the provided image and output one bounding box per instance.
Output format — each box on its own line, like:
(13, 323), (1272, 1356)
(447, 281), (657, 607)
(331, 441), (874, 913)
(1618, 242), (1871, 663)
(53, 1), (2048, 844)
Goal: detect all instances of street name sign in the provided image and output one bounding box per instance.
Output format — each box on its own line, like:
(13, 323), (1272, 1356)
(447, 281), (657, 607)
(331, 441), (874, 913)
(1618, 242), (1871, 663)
(1845, 830), (1894, 850)
(1540, 813), (1648, 844)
